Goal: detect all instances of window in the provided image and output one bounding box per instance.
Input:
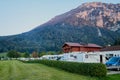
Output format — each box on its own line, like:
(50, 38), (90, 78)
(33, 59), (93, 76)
(70, 55), (73, 57)
(85, 54), (88, 58)
(74, 56), (77, 59)
(70, 55), (77, 59)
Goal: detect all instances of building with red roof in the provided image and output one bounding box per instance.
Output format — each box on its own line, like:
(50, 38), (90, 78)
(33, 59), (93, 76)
(62, 42), (102, 53)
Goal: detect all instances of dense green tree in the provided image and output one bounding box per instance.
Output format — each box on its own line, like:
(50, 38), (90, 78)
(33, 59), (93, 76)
(7, 50), (21, 58)
(47, 51), (55, 55)
(23, 52), (30, 58)
(56, 51), (63, 54)
(112, 38), (120, 46)
(38, 52), (46, 57)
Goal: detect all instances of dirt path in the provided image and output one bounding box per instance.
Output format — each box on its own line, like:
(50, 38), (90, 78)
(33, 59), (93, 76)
(107, 71), (120, 75)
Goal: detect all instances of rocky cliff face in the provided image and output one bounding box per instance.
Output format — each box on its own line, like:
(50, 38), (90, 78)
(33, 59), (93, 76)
(49, 2), (120, 31)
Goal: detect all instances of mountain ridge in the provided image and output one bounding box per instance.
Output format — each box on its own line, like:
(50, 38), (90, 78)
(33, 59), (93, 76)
(41, 2), (120, 31)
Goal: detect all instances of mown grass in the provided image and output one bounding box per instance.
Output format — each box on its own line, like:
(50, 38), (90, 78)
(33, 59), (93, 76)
(0, 60), (98, 80)
(0, 60), (119, 80)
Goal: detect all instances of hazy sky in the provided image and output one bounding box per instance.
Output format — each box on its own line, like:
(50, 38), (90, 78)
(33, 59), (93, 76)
(0, 0), (120, 36)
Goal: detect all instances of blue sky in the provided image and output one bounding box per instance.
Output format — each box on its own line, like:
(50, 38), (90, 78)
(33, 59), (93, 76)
(0, 0), (120, 36)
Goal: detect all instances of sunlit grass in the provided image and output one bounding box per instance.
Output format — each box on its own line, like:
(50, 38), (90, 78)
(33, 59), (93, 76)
(0, 60), (97, 80)
(0, 60), (119, 80)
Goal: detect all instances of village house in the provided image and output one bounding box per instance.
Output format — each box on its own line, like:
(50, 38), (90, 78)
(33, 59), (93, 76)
(62, 42), (102, 53)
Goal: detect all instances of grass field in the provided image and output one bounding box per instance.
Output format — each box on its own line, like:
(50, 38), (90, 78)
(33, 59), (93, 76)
(0, 60), (119, 80)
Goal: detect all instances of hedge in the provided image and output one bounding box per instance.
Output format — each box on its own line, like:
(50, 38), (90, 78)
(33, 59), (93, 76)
(23, 60), (107, 77)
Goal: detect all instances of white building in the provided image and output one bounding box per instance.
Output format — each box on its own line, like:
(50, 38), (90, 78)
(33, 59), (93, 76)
(40, 52), (106, 63)
(59, 52), (106, 63)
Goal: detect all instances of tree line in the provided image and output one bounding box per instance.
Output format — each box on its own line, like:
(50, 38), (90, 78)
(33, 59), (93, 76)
(3, 50), (63, 59)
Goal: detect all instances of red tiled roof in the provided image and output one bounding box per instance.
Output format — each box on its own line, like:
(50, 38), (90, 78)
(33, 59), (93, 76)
(101, 45), (120, 51)
(85, 43), (102, 48)
(63, 42), (101, 48)
(64, 42), (83, 47)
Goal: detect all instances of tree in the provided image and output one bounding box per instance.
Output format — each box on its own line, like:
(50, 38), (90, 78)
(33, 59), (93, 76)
(32, 51), (38, 58)
(57, 51), (63, 54)
(47, 51), (55, 55)
(7, 50), (21, 58)
(38, 51), (46, 57)
(113, 38), (120, 46)
(23, 52), (30, 58)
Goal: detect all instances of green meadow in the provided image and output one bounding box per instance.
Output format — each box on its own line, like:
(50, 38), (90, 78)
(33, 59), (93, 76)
(0, 60), (119, 80)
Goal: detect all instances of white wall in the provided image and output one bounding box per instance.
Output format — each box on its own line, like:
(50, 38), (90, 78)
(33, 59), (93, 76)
(83, 54), (100, 63)
(60, 52), (84, 62)
(41, 50), (120, 63)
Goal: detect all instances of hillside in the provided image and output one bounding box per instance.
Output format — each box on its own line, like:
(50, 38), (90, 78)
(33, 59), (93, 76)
(0, 2), (120, 52)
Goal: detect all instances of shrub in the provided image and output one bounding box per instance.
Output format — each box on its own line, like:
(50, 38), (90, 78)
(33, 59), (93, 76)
(23, 60), (107, 77)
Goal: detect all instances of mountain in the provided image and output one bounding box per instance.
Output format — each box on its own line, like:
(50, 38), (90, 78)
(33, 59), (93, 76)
(0, 2), (120, 53)
(48, 2), (120, 30)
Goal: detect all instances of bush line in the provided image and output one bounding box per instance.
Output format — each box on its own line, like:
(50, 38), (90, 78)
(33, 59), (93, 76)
(23, 60), (107, 77)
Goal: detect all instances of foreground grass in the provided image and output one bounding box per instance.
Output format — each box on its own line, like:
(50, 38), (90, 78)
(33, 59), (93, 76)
(0, 60), (97, 80)
(0, 60), (119, 80)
